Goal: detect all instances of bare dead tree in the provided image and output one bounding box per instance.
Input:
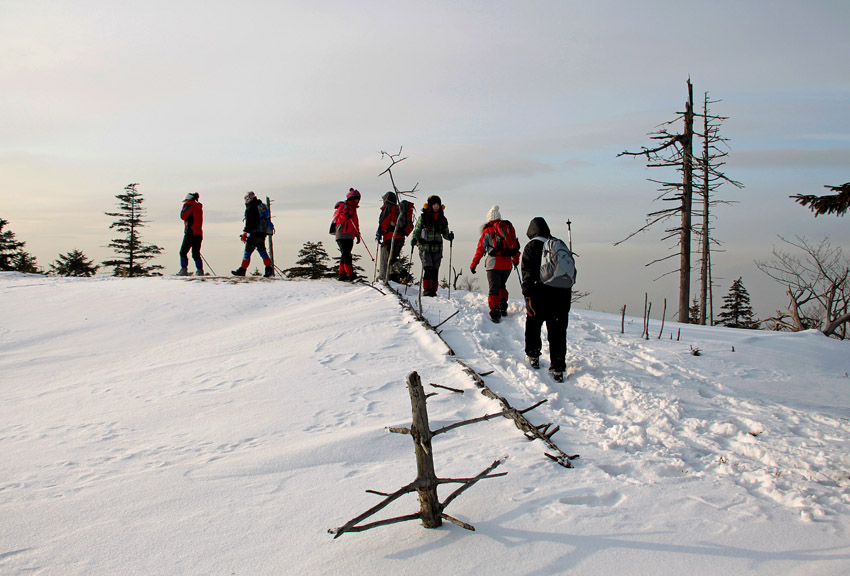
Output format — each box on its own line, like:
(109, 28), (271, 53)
(330, 371), (517, 537)
(791, 182), (850, 217)
(378, 147), (420, 284)
(756, 236), (850, 338)
(618, 79), (696, 323)
(694, 92), (743, 325)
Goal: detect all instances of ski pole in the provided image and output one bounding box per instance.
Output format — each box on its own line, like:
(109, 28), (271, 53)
(372, 241), (379, 283)
(359, 236), (375, 261)
(447, 239), (453, 299)
(200, 254), (217, 276)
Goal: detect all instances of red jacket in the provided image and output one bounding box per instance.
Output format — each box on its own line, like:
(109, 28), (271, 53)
(180, 200), (203, 236)
(377, 204), (405, 242)
(334, 200), (361, 240)
(471, 221), (519, 271)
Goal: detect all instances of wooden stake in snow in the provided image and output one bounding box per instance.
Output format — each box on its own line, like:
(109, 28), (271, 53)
(329, 371), (513, 538)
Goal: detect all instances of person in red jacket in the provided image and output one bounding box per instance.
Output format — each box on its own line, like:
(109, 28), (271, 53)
(469, 205), (520, 323)
(333, 188), (363, 281)
(178, 192), (204, 276)
(375, 191), (406, 283)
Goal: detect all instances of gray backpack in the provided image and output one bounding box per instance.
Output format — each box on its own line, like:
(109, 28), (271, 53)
(536, 236), (576, 288)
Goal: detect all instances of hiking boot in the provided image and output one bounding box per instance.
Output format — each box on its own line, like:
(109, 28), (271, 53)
(264, 266), (274, 278)
(489, 309), (502, 323)
(195, 270), (205, 276)
(527, 356), (540, 369)
(176, 267), (189, 276)
(232, 267), (246, 277)
(550, 369), (565, 383)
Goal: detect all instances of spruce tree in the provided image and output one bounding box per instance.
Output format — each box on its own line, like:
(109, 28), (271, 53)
(286, 241), (333, 279)
(0, 218), (39, 272)
(103, 183), (164, 277)
(0, 218), (25, 271)
(718, 277), (759, 329)
(51, 249), (100, 277)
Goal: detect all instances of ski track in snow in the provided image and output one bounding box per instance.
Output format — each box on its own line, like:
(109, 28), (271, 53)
(406, 287), (850, 523)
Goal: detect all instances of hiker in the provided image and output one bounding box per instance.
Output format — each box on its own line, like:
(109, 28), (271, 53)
(469, 205), (520, 322)
(520, 216), (572, 382)
(333, 188), (363, 281)
(178, 192), (204, 276)
(376, 192), (413, 283)
(411, 195), (454, 297)
(232, 191), (273, 278)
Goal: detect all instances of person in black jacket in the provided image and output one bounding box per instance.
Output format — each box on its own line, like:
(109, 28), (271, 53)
(232, 191), (273, 277)
(520, 216), (571, 382)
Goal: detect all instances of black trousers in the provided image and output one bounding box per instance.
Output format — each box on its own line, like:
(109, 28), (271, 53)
(180, 233), (203, 260)
(525, 288), (572, 372)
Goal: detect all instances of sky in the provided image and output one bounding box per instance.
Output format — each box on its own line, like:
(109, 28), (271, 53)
(1, 0), (849, 319)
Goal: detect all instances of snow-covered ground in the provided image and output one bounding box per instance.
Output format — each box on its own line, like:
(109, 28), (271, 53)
(2, 272), (849, 575)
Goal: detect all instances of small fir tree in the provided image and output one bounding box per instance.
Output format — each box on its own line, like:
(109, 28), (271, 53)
(0, 218), (39, 272)
(718, 277), (759, 329)
(103, 183), (164, 277)
(11, 251), (40, 273)
(51, 249), (100, 277)
(286, 241), (333, 279)
(689, 295), (701, 324)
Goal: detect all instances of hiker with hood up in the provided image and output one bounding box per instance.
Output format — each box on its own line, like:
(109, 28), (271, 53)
(375, 191), (409, 283)
(178, 192), (204, 276)
(411, 195), (454, 297)
(469, 205), (520, 323)
(521, 216), (572, 382)
(333, 188), (363, 281)
(232, 191), (274, 278)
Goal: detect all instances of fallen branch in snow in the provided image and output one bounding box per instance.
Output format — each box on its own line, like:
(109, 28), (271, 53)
(455, 360), (579, 468)
(430, 382), (464, 394)
(330, 371), (507, 538)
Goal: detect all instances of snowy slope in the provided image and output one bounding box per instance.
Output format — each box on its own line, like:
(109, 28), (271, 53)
(1, 272), (849, 575)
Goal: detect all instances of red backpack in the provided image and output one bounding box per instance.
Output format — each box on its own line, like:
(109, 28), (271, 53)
(397, 200), (415, 236)
(490, 220), (519, 256)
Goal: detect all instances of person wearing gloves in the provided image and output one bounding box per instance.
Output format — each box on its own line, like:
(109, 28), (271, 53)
(333, 188), (363, 281)
(411, 195), (454, 297)
(232, 191), (273, 278)
(178, 192), (204, 276)
(520, 216), (572, 382)
(469, 205), (520, 322)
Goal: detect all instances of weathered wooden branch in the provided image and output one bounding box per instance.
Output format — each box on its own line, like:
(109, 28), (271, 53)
(430, 382), (464, 394)
(331, 372), (507, 538)
(433, 309), (459, 330)
(455, 360), (578, 467)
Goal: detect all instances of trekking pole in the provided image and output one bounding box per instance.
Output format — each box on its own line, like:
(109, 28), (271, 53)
(447, 239), (453, 299)
(200, 255), (217, 276)
(372, 241), (379, 283)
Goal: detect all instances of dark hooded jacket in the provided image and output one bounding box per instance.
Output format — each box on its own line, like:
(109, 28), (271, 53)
(520, 217), (551, 294)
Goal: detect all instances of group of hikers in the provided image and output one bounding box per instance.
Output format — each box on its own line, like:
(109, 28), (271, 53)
(177, 188), (576, 381)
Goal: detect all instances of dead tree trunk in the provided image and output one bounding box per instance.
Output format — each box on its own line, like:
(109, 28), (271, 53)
(330, 371), (515, 538)
(407, 372), (441, 527)
(679, 80), (695, 324)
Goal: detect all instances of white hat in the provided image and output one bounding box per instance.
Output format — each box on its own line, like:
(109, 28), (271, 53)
(486, 205), (501, 222)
